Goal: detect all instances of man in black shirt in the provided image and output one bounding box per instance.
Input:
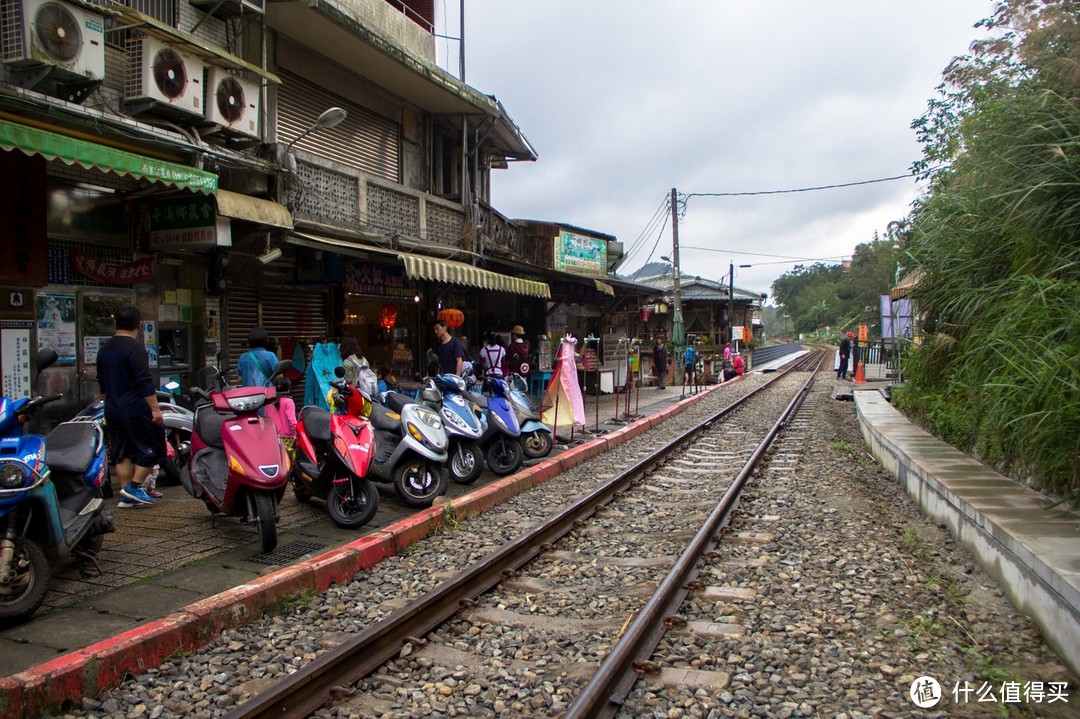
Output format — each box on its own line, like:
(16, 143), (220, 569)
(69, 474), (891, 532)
(434, 319), (464, 376)
(96, 305), (164, 507)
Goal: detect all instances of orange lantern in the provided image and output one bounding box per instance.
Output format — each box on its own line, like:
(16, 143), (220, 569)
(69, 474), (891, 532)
(379, 304), (398, 329)
(438, 308), (464, 328)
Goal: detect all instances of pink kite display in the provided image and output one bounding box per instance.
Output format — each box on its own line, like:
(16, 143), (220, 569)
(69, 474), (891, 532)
(540, 335), (585, 431)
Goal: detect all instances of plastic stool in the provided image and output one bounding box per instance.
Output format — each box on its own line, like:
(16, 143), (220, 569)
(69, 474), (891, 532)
(529, 370), (552, 396)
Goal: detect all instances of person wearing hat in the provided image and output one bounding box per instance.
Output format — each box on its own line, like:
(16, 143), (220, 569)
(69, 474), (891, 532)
(838, 331), (854, 380)
(508, 324), (531, 376)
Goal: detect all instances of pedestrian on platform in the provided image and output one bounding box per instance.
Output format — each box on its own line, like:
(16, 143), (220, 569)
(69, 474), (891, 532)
(684, 343), (698, 389)
(434, 319), (465, 376)
(652, 337), (668, 390)
(508, 325), (531, 375)
(238, 327), (278, 387)
(723, 341), (732, 362)
(96, 304), (164, 508)
(265, 376), (297, 456)
(340, 336), (369, 386)
(733, 352), (746, 377)
(838, 331), (853, 380)
(479, 332), (507, 378)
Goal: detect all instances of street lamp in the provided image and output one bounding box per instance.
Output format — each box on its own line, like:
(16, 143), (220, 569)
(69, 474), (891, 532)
(280, 106), (348, 167)
(729, 262), (752, 346)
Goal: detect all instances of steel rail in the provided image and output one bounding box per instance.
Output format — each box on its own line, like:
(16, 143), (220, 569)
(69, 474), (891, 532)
(225, 352), (825, 719)
(565, 349), (828, 718)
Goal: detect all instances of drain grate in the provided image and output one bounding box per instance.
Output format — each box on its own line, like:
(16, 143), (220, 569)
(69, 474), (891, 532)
(248, 540), (327, 566)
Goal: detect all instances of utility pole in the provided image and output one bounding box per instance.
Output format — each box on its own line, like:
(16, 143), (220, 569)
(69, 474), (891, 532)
(729, 260), (735, 347)
(670, 187), (684, 386)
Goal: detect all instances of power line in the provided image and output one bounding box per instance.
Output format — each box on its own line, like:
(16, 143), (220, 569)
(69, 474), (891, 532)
(683, 173), (914, 199)
(682, 245), (850, 263)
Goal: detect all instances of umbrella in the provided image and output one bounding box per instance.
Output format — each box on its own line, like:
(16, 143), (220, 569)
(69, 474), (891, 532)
(671, 306), (685, 384)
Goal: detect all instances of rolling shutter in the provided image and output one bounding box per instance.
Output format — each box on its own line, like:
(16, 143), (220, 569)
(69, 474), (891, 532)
(277, 70), (400, 183)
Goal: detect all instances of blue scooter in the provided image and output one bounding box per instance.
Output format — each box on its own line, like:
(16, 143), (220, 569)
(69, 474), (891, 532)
(0, 348), (115, 625)
(462, 376), (524, 477)
(429, 374), (486, 484)
(507, 373), (553, 459)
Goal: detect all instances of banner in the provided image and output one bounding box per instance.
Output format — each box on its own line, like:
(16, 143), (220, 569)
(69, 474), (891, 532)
(72, 250), (154, 285)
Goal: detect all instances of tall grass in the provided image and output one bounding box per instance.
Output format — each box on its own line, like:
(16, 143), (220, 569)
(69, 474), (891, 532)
(898, 27), (1080, 502)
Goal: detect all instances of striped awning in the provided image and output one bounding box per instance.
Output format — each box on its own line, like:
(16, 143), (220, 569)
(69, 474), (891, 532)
(216, 190), (292, 229)
(399, 254), (550, 299)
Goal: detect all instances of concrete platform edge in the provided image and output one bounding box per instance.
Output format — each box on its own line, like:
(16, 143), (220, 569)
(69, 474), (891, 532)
(855, 390), (1080, 677)
(2, 385), (719, 719)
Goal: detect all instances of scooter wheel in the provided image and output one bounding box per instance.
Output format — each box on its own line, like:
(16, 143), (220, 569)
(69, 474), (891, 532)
(485, 436), (524, 477)
(522, 430), (553, 460)
(292, 483), (313, 504)
(0, 540), (50, 625)
(327, 477), (379, 529)
(393, 460), (449, 508)
(450, 442), (484, 484)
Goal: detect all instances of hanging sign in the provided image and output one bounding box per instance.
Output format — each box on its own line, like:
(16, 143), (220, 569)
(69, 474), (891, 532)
(72, 250), (154, 285)
(438, 308), (464, 328)
(554, 230), (607, 277)
(858, 324), (869, 342)
(1, 328), (32, 399)
(149, 196), (226, 248)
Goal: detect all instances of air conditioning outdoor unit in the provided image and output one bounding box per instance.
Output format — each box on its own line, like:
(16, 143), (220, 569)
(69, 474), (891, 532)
(126, 36), (205, 118)
(1, 0), (105, 80)
(204, 66), (260, 139)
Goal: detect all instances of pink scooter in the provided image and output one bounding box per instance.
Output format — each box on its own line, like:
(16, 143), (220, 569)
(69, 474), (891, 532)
(184, 361), (292, 552)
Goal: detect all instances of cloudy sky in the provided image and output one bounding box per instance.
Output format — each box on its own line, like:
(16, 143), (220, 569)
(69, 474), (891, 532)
(434, 1), (995, 299)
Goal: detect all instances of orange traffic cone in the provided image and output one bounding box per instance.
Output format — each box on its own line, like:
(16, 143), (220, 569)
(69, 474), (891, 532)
(853, 360), (866, 383)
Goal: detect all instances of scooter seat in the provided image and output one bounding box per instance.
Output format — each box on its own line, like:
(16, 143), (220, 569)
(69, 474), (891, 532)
(196, 410), (234, 449)
(299, 406), (332, 442)
(367, 402), (401, 432)
(461, 390), (488, 409)
(382, 391), (412, 413)
(45, 421), (98, 474)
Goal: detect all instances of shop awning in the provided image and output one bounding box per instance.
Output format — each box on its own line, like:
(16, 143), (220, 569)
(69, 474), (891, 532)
(286, 232), (400, 258)
(0, 118), (217, 194)
(399, 254), (550, 299)
(216, 190), (292, 229)
(594, 279), (615, 296)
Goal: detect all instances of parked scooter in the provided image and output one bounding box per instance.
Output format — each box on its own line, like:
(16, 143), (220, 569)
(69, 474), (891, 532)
(426, 374), (486, 484)
(462, 376), (524, 477)
(75, 381), (193, 485)
(507, 373), (553, 459)
(184, 361), (292, 553)
(356, 368), (449, 508)
(291, 370), (379, 529)
(0, 348), (115, 624)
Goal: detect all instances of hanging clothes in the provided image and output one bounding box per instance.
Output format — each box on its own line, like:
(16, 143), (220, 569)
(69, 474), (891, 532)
(540, 335), (585, 431)
(278, 337), (307, 381)
(305, 341), (342, 409)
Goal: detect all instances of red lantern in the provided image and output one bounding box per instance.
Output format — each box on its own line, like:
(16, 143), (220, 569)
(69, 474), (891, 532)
(379, 304), (398, 329)
(438, 308), (464, 328)
(639, 306), (652, 322)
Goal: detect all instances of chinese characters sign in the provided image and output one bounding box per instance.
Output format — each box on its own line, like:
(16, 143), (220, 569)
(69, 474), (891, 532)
(344, 263), (413, 299)
(72, 250), (153, 285)
(554, 231), (607, 277)
(150, 196), (220, 248)
(1, 329), (31, 398)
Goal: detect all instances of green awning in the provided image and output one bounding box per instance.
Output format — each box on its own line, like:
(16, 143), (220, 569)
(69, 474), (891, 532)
(399, 253), (550, 299)
(0, 118), (217, 194)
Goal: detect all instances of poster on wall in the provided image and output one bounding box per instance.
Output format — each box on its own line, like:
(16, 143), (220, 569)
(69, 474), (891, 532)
(143, 320), (157, 369)
(36, 292), (76, 365)
(1, 328), (32, 399)
(80, 292), (131, 366)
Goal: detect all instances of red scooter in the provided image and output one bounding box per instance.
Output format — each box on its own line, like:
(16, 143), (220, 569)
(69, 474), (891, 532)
(291, 369), (379, 529)
(184, 361), (292, 552)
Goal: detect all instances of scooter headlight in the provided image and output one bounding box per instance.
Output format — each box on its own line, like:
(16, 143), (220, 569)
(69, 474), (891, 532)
(0, 463), (26, 489)
(227, 393), (266, 412)
(415, 407), (443, 430)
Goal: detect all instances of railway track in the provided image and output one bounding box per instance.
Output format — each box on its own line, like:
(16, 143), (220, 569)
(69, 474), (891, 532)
(225, 351), (827, 719)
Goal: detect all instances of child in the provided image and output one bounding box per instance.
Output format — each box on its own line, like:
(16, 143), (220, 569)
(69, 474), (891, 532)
(377, 367), (391, 394)
(266, 376), (297, 456)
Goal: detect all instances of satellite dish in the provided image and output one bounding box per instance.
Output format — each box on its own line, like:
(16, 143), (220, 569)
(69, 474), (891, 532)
(35, 2), (82, 62)
(152, 48), (188, 100)
(215, 75), (246, 123)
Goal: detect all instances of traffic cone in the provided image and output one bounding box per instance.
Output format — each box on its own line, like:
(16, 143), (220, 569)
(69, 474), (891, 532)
(854, 360), (866, 383)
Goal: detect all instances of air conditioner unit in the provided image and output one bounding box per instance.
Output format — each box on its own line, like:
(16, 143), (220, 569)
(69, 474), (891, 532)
(126, 36), (205, 118)
(205, 66), (260, 139)
(1, 0), (105, 80)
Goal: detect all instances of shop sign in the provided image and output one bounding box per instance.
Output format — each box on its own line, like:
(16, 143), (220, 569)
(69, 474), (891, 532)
(1, 328), (32, 399)
(345, 263), (413, 299)
(72, 250), (154, 285)
(554, 231), (607, 277)
(149, 196), (222, 248)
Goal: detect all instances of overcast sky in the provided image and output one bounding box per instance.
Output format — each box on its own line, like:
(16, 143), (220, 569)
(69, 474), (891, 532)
(435, 1), (995, 300)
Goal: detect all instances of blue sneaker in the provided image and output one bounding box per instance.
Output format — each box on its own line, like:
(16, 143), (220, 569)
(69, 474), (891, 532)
(120, 483), (155, 506)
